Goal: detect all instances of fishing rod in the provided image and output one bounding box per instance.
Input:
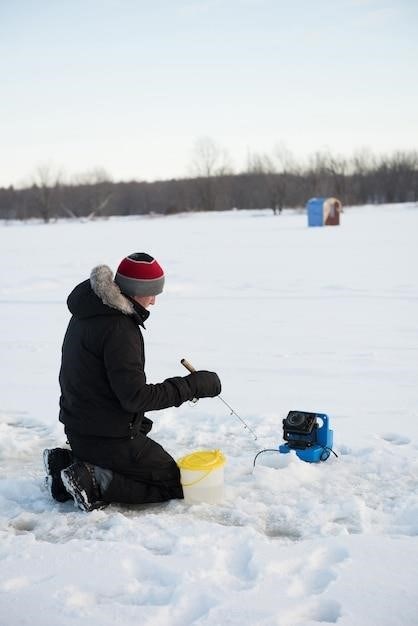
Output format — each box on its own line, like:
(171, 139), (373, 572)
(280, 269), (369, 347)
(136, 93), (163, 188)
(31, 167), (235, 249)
(181, 358), (258, 441)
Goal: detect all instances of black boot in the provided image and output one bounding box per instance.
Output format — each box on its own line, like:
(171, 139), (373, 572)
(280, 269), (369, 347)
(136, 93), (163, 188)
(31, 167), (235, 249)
(61, 462), (104, 512)
(43, 447), (73, 502)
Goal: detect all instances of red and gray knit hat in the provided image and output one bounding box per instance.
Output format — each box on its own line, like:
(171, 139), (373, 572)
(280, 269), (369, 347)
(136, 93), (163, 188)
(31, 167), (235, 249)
(115, 252), (165, 297)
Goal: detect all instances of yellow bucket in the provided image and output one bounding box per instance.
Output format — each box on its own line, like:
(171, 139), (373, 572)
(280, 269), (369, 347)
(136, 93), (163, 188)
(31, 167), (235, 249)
(177, 449), (226, 504)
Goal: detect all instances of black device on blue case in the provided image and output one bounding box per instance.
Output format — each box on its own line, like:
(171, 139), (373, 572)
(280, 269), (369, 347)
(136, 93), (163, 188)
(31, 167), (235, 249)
(279, 411), (334, 462)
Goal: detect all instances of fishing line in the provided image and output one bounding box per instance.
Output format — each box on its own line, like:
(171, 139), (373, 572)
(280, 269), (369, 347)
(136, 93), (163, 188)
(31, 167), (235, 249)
(181, 358), (258, 441)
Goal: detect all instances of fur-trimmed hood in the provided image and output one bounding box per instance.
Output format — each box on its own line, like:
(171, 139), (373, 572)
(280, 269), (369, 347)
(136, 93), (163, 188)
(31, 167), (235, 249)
(90, 265), (134, 315)
(66, 265), (149, 325)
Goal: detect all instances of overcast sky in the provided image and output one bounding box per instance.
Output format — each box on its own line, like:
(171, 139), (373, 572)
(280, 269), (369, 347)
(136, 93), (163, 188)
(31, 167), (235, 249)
(1, 0), (417, 187)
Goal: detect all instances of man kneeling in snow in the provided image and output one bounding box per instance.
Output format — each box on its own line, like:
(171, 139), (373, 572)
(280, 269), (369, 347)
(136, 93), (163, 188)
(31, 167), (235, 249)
(43, 252), (221, 511)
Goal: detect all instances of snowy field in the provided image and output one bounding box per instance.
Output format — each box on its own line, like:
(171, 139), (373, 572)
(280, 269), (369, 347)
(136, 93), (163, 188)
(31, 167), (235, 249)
(0, 204), (417, 626)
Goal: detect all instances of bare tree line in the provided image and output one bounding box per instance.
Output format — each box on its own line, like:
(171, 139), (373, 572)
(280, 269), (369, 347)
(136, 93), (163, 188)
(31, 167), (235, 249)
(1, 141), (417, 222)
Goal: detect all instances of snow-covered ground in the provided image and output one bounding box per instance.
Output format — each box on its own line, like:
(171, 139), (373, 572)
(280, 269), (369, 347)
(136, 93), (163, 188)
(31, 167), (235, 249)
(1, 204), (417, 626)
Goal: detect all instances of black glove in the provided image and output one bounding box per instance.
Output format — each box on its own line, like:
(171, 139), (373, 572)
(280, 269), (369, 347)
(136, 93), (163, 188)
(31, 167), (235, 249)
(185, 370), (221, 399)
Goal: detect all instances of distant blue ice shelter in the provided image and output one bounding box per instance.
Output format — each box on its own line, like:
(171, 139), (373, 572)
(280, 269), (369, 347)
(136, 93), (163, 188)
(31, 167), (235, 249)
(307, 197), (325, 226)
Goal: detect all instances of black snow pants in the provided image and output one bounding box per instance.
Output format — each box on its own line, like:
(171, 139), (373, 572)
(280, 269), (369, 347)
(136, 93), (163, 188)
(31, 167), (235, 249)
(66, 429), (184, 505)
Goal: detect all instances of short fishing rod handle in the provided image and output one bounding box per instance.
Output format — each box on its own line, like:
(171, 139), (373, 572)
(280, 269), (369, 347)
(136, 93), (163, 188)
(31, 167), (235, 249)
(181, 358), (196, 373)
(181, 358), (198, 403)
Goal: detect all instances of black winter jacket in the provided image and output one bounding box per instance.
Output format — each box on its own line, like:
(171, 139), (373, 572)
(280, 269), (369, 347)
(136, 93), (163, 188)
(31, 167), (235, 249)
(59, 265), (194, 439)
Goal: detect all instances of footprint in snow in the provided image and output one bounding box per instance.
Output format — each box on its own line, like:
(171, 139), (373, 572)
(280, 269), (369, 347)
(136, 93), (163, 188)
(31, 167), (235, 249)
(279, 546), (348, 625)
(381, 433), (411, 446)
(308, 598), (342, 623)
(286, 545), (349, 599)
(281, 598), (342, 625)
(223, 538), (258, 585)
